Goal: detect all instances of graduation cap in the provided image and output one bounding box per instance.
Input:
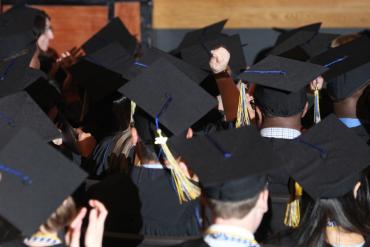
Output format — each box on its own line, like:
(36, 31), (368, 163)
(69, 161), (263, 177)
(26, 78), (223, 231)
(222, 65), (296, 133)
(173, 19), (228, 53)
(0, 127), (87, 237)
(70, 42), (131, 102)
(81, 17), (137, 56)
(278, 114), (370, 199)
(310, 37), (370, 100)
(0, 44), (39, 98)
(126, 47), (209, 83)
(301, 32), (340, 58)
(169, 126), (284, 201)
(25, 76), (62, 114)
(0, 6), (41, 57)
(180, 34), (247, 73)
(118, 58), (217, 136)
(0, 91), (60, 142)
(274, 23), (322, 46)
(238, 55), (327, 116)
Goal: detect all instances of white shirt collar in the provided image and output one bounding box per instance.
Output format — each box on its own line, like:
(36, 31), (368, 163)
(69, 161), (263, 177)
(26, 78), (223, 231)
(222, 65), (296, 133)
(260, 127), (301, 140)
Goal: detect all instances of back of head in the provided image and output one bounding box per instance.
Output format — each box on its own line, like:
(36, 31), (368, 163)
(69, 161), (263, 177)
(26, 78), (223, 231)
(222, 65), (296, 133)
(295, 171), (370, 247)
(254, 86), (307, 118)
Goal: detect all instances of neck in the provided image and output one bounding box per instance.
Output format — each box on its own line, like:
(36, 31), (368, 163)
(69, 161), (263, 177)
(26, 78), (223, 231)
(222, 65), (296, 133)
(334, 98), (358, 118)
(326, 226), (365, 246)
(29, 49), (41, 69)
(261, 115), (302, 131)
(213, 214), (259, 234)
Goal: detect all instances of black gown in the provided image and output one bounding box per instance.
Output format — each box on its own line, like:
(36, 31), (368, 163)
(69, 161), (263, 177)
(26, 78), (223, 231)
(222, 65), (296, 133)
(87, 166), (201, 237)
(256, 138), (293, 241)
(351, 125), (370, 145)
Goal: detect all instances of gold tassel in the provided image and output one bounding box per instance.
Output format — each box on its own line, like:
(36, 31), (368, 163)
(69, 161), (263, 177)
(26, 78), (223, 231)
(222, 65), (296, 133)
(284, 182), (303, 228)
(155, 129), (201, 203)
(314, 89), (321, 124)
(236, 81), (250, 128)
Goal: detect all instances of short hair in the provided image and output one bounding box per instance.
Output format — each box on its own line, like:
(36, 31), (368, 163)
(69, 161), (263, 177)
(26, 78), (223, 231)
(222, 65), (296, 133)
(43, 196), (77, 232)
(207, 192), (261, 219)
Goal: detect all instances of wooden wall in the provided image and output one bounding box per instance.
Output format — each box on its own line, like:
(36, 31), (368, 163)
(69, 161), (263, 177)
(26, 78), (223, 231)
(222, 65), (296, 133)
(153, 0), (370, 29)
(4, 2), (141, 53)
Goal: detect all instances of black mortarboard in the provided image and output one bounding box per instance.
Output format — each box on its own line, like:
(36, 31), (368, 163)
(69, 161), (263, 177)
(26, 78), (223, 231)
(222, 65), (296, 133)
(274, 23), (322, 46)
(0, 6), (41, 57)
(126, 47), (209, 83)
(81, 17), (137, 56)
(0, 128), (87, 237)
(0, 91), (60, 142)
(118, 58), (217, 135)
(279, 114), (370, 199)
(301, 32), (339, 58)
(238, 55), (327, 116)
(169, 126), (284, 201)
(310, 37), (370, 100)
(25, 76), (61, 114)
(70, 42), (130, 102)
(0, 44), (37, 97)
(180, 34), (247, 73)
(174, 19), (228, 52)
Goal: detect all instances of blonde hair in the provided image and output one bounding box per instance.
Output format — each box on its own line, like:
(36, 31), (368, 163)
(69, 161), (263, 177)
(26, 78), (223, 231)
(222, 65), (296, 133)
(331, 33), (361, 48)
(43, 196), (77, 232)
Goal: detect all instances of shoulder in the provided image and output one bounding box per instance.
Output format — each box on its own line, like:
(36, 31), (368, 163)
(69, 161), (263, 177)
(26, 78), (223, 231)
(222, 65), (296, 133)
(171, 238), (209, 247)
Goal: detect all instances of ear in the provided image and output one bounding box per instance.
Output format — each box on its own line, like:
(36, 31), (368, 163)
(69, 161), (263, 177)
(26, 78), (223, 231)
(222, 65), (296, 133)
(353, 182), (362, 199)
(186, 128), (193, 139)
(130, 127), (139, 146)
(255, 106), (263, 129)
(256, 189), (269, 213)
(301, 102), (309, 118)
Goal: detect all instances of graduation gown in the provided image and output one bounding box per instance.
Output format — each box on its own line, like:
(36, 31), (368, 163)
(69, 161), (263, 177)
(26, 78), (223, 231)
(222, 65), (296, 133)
(87, 166), (201, 237)
(351, 125), (370, 145)
(256, 138), (293, 241)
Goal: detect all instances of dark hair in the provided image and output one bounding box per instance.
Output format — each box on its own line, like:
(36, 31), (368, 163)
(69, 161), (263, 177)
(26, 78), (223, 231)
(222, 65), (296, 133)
(33, 10), (50, 38)
(294, 171), (370, 247)
(207, 192), (260, 219)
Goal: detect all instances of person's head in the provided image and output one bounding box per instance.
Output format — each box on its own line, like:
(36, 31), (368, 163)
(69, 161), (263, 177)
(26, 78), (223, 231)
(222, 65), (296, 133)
(33, 11), (54, 52)
(131, 107), (160, 164)
(108, 129), (134, 173)
(254, 86), (309, 128)
(328, 33), (370, 117)
(207, 184), (269, 233)
(295, 171), (370, 247)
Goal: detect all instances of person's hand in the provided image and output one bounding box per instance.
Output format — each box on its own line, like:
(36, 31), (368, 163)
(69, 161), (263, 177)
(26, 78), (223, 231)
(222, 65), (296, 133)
(65, 207), (87, 247)
(310, 76), (324, 91)
(57, 47), (85, 69)
(74, 128), (97, 157)
(84, 200), (108, 247)
(209, 47), (230, 74)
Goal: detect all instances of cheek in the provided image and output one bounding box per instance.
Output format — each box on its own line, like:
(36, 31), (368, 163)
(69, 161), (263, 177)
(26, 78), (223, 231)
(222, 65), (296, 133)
(37, 35), (49, 51)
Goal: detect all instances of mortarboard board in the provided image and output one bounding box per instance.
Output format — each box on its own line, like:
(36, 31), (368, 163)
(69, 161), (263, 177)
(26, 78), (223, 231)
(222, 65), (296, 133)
(238, 55), (327, 116)
(0, 44), (38, 98)
(274, 23), (322, 46)
(81, 17), (137, 56)
(25, 76), (61, 114)
(172, 19), (228, 54)
(278, 114), (370, 199)
(70, 42), (130, 102)
(169, 126), (284, 201)
(301, 32), (339, 58)
(0, 6), (42, 54)
(0, 127), (87, 237)
(126, 47), (209, 83)
(310, 37), (370, 100)
(180, 34), (247, 73)
(0, 91), (60, 142)
(118, 58), (217, 135)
